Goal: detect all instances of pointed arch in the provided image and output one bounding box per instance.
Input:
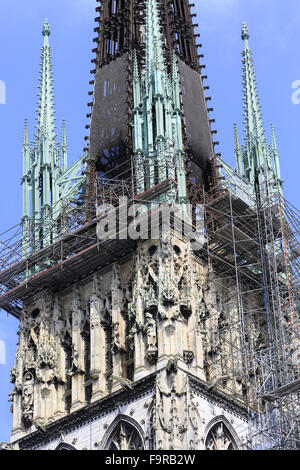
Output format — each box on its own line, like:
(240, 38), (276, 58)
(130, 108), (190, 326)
(101, 414), (145, 450)
(55, 442), (77, 450)
(203, 415), (241, 450)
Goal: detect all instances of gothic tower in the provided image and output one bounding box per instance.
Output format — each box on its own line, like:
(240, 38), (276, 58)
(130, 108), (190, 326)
(1, 1), (299, 452)
(86, 0), (219, 202)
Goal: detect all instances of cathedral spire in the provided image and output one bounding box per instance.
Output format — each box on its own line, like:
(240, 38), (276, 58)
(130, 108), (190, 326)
(242, 22), (264, 150)
(35, 18), (56, 144)
(237, 23), (283, 196)
(145, 0), (165, 78)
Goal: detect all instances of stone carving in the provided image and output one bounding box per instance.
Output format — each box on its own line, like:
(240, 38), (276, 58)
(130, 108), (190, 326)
(143, 311), (157, 363)
(9, 235), (220, 445)
(188, 396), (201, 450)
(71, 287), (83, 329)
(22, 372), (34, 420)
(183, 350), (194, 365)
(154, 367), (188, 450)
(68, 346), (81, 376)
(52, 297), (65, 339)
(111, 322), (121, 355)
(90, 276), (104, 331)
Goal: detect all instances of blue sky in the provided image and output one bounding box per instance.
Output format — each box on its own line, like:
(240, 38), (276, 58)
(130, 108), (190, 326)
(0, 0), (300, 442)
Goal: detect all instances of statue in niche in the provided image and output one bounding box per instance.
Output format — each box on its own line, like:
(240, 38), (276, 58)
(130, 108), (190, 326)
(22, 372), (34, 419)
(90, 275), (104, 330)
(43, 291), (54, 318)
(68, 346), (81, 376)
(52, 297), (65, 338)
(127, 325), (136, 351)
(71, 287), (83, 328)
(111, 322), (121, 355)
(144, 311), (158, 363)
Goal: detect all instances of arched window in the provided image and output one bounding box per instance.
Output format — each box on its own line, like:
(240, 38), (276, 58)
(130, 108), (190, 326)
(104, 417), (144, 450)
(55, 442), (76, 451)
(205, 421), (238, 450)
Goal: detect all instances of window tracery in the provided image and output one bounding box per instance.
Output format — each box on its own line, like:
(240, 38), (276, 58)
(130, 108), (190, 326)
(205, 422), (237, 450)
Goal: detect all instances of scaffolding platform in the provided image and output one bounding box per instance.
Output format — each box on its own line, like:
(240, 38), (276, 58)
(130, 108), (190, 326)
(0, 158), (299, 449)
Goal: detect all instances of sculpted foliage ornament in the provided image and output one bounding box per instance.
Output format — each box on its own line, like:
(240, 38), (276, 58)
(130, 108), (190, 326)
(154, 366), (188, 450)
(22, 372), (34, 420)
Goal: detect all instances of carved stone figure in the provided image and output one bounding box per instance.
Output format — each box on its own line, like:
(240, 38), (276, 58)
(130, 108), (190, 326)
(144, 311), (158, 363)
(111, 322), (121, 355)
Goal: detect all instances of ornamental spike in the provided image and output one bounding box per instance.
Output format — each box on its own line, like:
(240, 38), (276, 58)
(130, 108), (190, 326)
(271, 123), (282, 186)
(234, 123), (243, 177)
(61, 120), (68, 173)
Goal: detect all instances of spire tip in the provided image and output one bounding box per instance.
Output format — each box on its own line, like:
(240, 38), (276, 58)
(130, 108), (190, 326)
(43, 18), (50, 37)
(241, 22), (249, 41)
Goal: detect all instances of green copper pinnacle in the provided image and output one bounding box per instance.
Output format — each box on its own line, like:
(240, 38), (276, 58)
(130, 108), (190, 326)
(133, 0), (187, 205)
(21, 20), (86, 257)
(235, 22), (283, 196)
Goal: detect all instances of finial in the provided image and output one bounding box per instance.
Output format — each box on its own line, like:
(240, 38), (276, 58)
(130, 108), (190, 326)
(241, 22), (249, 41)
(43, 18), (50, 37)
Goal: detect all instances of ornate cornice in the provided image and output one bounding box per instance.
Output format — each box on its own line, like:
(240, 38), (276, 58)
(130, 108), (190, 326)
(188, 374), (249, 421)
(17, 375), (156, 450)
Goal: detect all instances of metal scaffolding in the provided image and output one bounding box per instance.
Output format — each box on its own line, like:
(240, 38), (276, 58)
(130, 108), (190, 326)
(0, 157), (299, 449)
(198, 164), (300, 450)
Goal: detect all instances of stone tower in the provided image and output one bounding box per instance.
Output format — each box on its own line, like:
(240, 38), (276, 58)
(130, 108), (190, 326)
(1, 1), (299, 452)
